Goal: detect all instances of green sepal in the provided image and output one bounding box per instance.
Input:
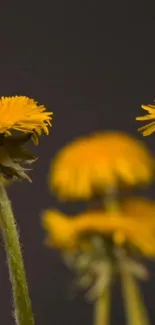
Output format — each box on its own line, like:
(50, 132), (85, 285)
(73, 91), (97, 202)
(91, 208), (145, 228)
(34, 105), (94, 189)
(0, 146), (33, 181)
(6, 145), (37, 165)
(2, 133), (32, 146)
(0, 164), (32, 182)
(31, 132), (40, 145)
(0, 133), (38, 181)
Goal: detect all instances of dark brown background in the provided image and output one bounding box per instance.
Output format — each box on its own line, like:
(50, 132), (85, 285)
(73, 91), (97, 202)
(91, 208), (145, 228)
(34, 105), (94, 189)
(0, 1), (155, 324)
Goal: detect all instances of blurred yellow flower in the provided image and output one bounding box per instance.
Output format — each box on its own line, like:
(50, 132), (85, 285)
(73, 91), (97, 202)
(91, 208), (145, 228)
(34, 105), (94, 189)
(0, 96), (52, 136)
(42, 197), (155, 257)
(136, 103), (155, 136)
(50, 132), (154, 200)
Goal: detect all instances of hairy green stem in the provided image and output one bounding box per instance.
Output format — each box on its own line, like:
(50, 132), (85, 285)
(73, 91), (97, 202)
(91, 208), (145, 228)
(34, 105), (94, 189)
(94, 288), (110, 325)
(0, 181), (35, 325)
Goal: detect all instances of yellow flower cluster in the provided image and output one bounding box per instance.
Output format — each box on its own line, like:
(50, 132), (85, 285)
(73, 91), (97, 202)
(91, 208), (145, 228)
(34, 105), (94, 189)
(42, 130), (155, 263)
(42, 104), (155, 325)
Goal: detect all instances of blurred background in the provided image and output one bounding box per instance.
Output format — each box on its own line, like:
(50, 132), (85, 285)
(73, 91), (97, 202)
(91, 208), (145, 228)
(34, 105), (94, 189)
(0, 1), (155, 324)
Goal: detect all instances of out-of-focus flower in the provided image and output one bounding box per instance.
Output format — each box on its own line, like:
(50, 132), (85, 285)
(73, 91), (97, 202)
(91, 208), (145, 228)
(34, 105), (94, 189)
(42, 197), (152, 325)
(136, 103), (155, 136)
(42, 197), (155, 257)
(45, 130), (153, 325)
(0, 96), (53, 181)
(50, 132), (154, 200)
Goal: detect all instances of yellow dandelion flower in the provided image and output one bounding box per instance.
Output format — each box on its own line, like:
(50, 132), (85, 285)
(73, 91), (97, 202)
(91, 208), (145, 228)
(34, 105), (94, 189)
(50, 132), (154, 200)
(0, 96), (53, 181)
(43, 198), (152, 325)
(0, 96), (52, 136)
(136, 103), (155, 136)
(42, 197), (155, 257)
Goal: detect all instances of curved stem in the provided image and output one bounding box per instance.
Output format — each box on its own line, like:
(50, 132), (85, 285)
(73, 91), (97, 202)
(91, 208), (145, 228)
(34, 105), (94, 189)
(94, 288), (110, 325)
(0, 181), (35, 325)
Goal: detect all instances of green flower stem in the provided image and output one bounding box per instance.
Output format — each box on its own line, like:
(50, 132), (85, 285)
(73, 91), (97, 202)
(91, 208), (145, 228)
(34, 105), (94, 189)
(121, 263), (150, 325)
(94, 288), (110, 325)
(0, 181), (35, 325)
(104, 187), (120, 212)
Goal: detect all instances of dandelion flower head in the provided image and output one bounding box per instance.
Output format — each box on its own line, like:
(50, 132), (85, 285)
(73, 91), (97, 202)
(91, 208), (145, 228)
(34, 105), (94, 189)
(0, 96), (52, 136)
(136, 103), (155, 136)
(42, 197), (155, 257)
(0, 96), (53, 181)
(50, 131), (154, 200)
